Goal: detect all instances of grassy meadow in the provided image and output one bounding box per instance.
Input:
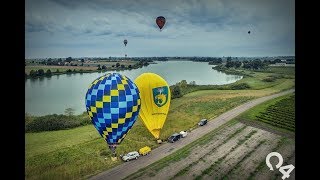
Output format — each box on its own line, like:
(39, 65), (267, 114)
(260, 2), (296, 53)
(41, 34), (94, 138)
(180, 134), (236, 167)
(25, 66), (295, 179)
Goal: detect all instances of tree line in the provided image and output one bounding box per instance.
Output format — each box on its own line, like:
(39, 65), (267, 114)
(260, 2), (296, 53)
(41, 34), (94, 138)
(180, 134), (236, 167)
(26, 68), (90, 78)
(224, 59), (275, 70)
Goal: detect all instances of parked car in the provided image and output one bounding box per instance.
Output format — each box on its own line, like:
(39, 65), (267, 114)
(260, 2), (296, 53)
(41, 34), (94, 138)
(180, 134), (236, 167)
(121, 151), (140, 162)
(198, 119), (208, 126)
(168, 133), (182, 143)
(179, 131), (188, 138)
(139, 146), (151, 156)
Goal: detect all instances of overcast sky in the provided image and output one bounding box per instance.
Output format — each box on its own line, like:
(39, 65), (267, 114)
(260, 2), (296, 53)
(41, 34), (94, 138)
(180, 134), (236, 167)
(25, 0), (295, 59)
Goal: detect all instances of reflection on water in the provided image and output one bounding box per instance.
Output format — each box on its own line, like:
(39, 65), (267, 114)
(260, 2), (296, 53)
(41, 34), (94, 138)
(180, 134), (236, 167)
(25, 61), (242, 116)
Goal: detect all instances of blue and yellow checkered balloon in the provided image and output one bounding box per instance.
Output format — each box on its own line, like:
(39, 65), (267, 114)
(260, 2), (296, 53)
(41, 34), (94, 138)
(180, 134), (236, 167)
(85, 73), (141, 146)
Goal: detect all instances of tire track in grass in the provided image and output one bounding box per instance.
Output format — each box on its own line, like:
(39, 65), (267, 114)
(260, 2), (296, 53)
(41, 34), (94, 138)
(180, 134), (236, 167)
(133, 122), (246, 180)
(167, 124), (248, 180)
(221, 140), (266, 179)
(282, 151), (295, 180)
(225, 130), (281, 179)
(248, 137), (294, 180)
(272, 144), (295, 180)
(189, 127), (260, 180)
(157, 123), (246, 180)
(192, 128), (259, 180)
(206, 129), (270, 179)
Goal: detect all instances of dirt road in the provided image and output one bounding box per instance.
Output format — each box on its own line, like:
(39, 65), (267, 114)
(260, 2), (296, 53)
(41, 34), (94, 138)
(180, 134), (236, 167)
(90, 89), (294, 180)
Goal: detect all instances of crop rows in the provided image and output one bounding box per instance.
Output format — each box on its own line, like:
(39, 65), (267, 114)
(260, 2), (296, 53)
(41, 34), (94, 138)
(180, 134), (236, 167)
(255, 95), (295, 132)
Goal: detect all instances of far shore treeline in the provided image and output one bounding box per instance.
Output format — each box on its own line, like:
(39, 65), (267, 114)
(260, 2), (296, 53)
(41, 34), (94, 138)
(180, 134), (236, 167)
(25, 59), (151, 79)
(25, 56), (294, 79)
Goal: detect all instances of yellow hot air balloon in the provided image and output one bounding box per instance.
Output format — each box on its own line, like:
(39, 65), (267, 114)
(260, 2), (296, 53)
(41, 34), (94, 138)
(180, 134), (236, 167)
(134, 73), (171, 140)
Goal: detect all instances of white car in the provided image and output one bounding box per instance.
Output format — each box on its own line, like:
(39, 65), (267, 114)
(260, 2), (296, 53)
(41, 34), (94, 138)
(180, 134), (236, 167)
(179, 131), (188, 138)
(121, 151), (140, 162)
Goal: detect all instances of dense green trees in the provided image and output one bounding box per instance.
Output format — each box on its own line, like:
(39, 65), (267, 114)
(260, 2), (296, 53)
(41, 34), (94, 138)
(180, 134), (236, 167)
(208, 58), (222, 65)
(29, 70), (37, 77)
(38, 69), (45, 76)
(25, 113), (91, 132)
(224, 59), (266, 70)
(46, 69), (52, 76)
(226, 60), (241, 68)
(171, 85), (182, 99)
(66, 57), (73, 63)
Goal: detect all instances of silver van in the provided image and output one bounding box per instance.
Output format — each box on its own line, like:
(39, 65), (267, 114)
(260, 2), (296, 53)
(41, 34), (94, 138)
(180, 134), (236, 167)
(121, 151), (140, 162)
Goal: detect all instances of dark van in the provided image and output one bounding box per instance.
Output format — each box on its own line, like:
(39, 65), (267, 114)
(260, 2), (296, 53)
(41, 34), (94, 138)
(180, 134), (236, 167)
(168, 133), (182, 143)
(198, 119), (208, 126)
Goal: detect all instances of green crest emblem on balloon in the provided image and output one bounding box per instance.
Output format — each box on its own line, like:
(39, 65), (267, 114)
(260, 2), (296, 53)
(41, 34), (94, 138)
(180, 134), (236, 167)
(152, 86), (168, 107)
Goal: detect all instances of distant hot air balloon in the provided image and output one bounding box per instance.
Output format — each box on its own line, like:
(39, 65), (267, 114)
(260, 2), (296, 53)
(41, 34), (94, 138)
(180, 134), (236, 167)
(124, 39), (128, 46)
(156, 16), (166, 31)
(134, 73), (171, 142)
(85, 73), (141, 158)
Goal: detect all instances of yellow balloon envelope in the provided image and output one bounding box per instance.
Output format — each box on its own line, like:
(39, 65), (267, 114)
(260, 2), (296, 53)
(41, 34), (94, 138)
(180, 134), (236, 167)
(134, 73), (171, 139)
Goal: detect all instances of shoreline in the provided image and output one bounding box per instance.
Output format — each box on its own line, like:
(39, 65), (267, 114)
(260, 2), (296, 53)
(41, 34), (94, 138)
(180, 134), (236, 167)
(25, 65), (147, 79)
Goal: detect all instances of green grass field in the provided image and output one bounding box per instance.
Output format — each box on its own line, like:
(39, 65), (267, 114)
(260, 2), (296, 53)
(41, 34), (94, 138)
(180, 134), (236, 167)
(25, 93), (255, 180)
(235, 93), (295, 134)
(25, 66), (295, 179)
(179, 66), (295, 96)
(228, 67), (295, 90)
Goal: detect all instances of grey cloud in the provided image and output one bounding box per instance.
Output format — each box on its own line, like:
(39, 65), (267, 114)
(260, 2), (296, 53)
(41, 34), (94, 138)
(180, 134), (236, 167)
(95, 31), (112, 36)
(48, 0), (92, 9)
(26, 0), (295, 58)
(26, 22), (48, 32)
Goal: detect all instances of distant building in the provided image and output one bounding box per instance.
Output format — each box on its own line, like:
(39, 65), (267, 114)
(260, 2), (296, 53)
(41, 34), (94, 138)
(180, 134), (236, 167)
(269, 63), (295, 67)
(275, 63), (286, 66)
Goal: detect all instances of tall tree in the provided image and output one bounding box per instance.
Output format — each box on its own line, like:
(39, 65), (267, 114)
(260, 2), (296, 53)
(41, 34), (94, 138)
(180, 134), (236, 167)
(46, 69), (52, 76)
(171, 85), (182, 98)
(29, 70), (37, 77)
(66, 57), (73, 63)
(65, 108), (75, 116)
(37, 69), (45, 76)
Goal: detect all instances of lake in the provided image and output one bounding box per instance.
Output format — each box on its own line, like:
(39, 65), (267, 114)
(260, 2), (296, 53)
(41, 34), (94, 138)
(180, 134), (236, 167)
(25, 61), (242, 116)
